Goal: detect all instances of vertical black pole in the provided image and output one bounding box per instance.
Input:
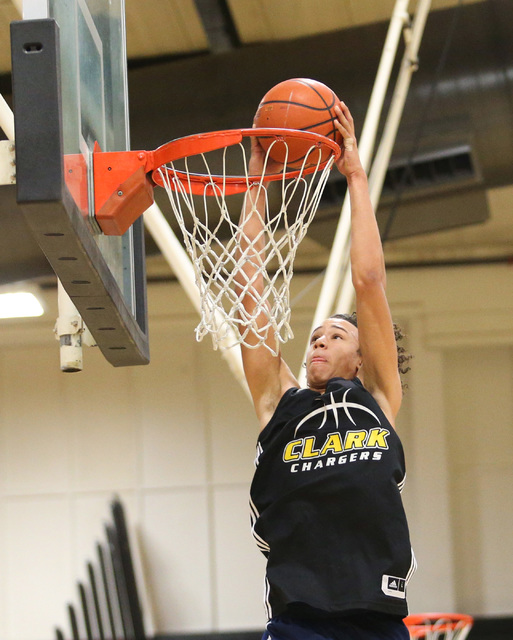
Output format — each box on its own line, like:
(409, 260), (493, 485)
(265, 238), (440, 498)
(79, 582), (93, 640)
(68, 604), (80, 640)
(110, 499), (146, 640)
(88, 561), (106, 640)
(98, 542), (119, 640)
(55, 627), (65, 640)
(107, 524), (131, 640)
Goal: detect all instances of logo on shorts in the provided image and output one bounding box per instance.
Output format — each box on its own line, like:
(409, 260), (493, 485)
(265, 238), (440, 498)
(382, 574), (406, 599)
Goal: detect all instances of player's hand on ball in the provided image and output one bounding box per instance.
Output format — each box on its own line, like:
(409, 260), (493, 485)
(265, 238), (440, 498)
(249, 131), (285, 176)
(334, 103), (364, 179)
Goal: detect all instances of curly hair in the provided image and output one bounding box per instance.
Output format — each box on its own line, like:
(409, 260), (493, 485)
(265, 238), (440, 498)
(330, 312), (412, 391)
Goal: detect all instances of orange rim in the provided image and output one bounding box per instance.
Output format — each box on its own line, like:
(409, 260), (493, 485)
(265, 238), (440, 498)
(404, 613), (474, 637)
(149, 127), (341, 195)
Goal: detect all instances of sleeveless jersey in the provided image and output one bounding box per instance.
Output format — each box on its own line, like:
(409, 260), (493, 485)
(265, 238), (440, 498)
(249, 377), (416, 620)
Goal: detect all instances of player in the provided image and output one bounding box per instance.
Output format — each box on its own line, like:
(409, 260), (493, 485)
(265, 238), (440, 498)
(237, 102), (415, 640)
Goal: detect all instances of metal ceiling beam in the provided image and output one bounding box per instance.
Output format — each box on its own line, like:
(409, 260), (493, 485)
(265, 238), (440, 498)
(193, 0), (240, 53)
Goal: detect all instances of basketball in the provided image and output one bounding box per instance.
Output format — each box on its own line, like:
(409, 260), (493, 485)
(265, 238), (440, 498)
(254, 78), (343, 167)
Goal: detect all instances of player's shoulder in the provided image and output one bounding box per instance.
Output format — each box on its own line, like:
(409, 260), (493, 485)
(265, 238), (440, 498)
(256, 372), (299, 431)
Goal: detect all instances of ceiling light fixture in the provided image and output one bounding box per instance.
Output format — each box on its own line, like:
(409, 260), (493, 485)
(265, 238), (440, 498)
(0, 287), (45, 319)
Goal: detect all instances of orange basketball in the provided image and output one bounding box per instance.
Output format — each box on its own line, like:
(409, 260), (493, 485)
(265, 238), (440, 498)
(254, 78), (343, 167)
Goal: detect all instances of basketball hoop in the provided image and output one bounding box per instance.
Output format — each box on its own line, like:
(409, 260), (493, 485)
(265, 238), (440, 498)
(90, 127), (340, 354)
(155, 128), (340, 354)
(404, 613), (474, 640)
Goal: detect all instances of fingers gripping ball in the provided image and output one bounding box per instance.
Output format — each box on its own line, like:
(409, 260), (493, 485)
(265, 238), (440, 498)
(254, 78), (343, 168)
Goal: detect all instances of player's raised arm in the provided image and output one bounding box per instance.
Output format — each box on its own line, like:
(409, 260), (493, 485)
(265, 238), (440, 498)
(334, 102), (403, 424)
(235, 138), (298, 430)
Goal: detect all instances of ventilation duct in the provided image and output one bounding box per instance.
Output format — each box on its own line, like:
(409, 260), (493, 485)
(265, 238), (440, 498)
(309, 145), (487, 245)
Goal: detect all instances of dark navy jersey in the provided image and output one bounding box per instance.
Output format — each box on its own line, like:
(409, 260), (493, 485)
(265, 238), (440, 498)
(249, 377), (416, 620)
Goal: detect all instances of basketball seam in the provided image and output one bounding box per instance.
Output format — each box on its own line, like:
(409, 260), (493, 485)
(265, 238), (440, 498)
(300, 79), (338, 143)
(296, 117), (338, 131)
(258, 99), (336, 112)
(257, 99), (338, 144)
(297, 78), (336, 110)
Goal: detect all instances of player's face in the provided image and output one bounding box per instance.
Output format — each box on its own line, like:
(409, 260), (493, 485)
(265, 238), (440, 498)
(306, 318), (362, 391)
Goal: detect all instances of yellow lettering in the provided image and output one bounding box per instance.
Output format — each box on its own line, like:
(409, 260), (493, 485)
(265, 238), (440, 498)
(344, 430), (367, 449)
(285, 428), (390, 465)
(303, 436), (320, 458)
(283, 439), (302, 461)
(320, 432), (344, 456)
(366, 428), (390, 448)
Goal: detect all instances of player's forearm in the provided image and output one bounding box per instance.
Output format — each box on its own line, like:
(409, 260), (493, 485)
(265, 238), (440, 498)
(235, 187), (267, 306)
(238, 186), (267, 256)
(347, 169), (386, 289)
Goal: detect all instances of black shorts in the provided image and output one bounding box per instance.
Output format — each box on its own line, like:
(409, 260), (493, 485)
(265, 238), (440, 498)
(263, 611), (410, 640)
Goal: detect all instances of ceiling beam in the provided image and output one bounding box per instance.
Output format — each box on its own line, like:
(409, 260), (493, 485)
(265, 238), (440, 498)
(193, 0), (240, 53)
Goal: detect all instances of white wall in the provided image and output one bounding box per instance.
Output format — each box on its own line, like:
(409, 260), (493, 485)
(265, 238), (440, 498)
(387, 264), (513, 616)
(1, 263), (512, 640)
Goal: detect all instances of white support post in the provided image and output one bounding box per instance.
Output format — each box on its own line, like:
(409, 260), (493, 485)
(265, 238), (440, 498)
(368, 0), (432, 209)
(143, 203), (251, 399)
(298, 0), (412, 384)
(357, 0), (412, 174)
(0, 91), (16, 188)
(0, 93), (15, 142)
(9, 0), (23, 16)
(54, 281), (86, 372)
(334, 0), (433, 316)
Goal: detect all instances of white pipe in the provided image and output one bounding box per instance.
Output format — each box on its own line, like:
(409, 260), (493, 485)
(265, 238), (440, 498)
(143, 203), (201, 313)
(334, 0), (433, 316)
(0, 94), (15, 141)
(369, 0), (432, 207)
(335, 258), (354, 315)
(55, 280), (84, 372)
(311, 0), (411, 323)
(143, 202), (251, 399)
(10, 0), (23, 16)
(357, 0), (411, 173)
(298, 0), (411, 385)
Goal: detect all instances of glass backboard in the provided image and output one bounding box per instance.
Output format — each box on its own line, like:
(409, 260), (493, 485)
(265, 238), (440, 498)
(10, 0), (149, 366)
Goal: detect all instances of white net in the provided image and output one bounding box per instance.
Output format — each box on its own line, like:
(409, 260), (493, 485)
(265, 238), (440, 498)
(158, 135), (335, 355)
